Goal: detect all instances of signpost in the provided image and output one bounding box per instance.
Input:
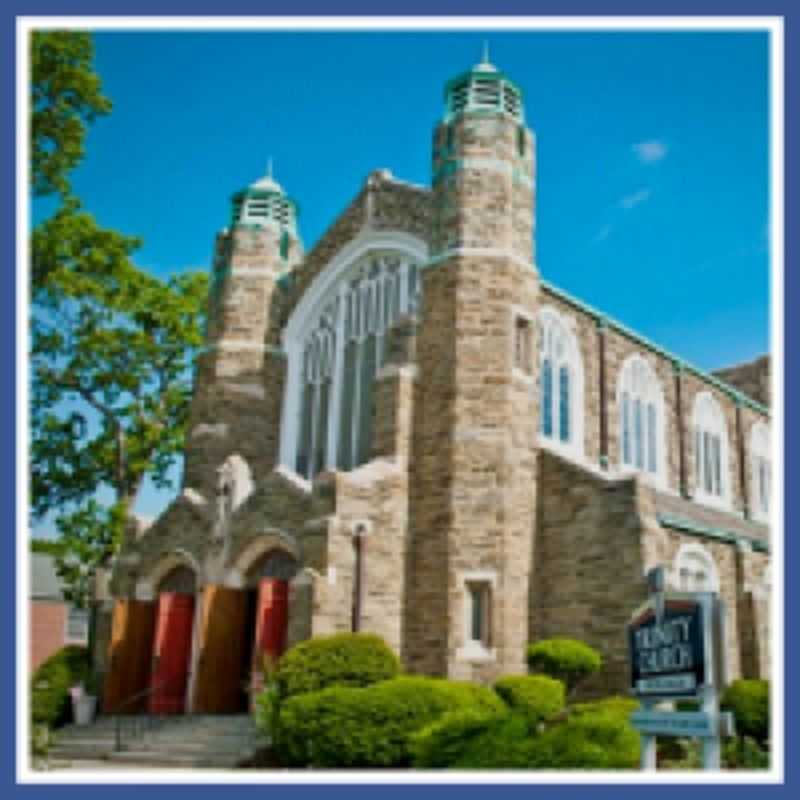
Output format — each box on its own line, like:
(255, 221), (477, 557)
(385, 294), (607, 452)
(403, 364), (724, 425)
(627, 567), (734, 771)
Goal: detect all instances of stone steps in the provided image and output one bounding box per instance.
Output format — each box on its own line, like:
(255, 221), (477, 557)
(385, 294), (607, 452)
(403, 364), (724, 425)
(47, 714), (260, 770)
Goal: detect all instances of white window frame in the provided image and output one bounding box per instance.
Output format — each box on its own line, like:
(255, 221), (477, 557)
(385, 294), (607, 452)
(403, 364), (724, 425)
(536, 306), (585, 461)
(691, 391), (731, 510)
(279, 231), (428, 478)
(64, 605), (89, 644)
(749, 420), (771, 523)
(616, 353), (666, 487)
(671, 542), (720, 593)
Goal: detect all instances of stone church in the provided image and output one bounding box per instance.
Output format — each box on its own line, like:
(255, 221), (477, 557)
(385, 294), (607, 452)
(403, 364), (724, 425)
(97, 54), (773, 714)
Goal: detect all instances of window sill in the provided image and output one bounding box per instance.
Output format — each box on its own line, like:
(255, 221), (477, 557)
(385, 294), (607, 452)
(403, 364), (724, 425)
(456, 644), (497, 664)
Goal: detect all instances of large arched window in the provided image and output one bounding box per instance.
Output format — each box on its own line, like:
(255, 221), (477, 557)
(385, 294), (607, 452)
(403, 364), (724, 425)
(750, 420), (771, 523)
(617, 354), (664, 483)
(692, 392), (730, 508)
(281, 233), (425, 480)
(672, 543), (719, 592)
(537, 307), (584, 459)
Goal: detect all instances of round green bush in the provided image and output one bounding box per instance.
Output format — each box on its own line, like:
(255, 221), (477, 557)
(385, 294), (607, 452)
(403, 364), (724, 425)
(274, 676), (505, 768)
(721, 680), (770, 743)
(274, 633), (401, 700)
(527, 710), (640, 770)
(31, 645), (91, 728)
(411, 710), (534, 769)
(494, 675), (565, 727)
(526, 638), (602, 692)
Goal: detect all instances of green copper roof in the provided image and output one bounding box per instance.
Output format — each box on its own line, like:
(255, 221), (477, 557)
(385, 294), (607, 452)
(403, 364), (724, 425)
(657, 512), (770, 554)
(230, 165), (300, 233)
(443, 56), (525, 123)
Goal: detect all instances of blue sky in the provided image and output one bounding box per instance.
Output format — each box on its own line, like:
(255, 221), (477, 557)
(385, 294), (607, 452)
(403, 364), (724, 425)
(32, 28), (771, 532)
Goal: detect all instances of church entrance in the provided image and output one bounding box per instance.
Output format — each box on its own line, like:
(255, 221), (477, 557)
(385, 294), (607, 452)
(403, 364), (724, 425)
(191, 546), (298, 713)
(148, 566), (196, 714)
(242, 549), (298, 709)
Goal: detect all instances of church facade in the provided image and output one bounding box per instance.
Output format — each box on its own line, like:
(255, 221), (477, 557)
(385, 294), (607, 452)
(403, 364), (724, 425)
(97, 56), (772, 714)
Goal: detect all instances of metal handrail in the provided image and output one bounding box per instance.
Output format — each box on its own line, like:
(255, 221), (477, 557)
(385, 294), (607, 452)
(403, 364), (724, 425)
(112, 674), (187, 752)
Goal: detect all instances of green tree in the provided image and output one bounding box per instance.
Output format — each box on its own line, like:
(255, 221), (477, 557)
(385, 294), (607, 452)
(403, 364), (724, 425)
(30, 31), (112, 199)
(30, 31), (209, 606)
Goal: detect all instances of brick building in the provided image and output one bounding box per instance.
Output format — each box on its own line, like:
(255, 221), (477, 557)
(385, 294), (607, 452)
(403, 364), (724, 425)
(98, 55), (772, 713)
(31, 553), (89, 671)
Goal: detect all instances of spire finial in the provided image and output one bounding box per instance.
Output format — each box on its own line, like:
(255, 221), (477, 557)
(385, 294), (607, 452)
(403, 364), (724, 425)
(482, 40), (490, 65)
(267, 157), (273, 180)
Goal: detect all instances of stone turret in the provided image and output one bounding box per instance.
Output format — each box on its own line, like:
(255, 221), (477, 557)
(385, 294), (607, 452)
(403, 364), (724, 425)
(183, 167), (303, 500)
(406, 52), (540, 681)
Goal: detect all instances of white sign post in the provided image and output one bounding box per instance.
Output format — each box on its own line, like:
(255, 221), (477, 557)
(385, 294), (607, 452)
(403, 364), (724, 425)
(628, 567), (734, 771)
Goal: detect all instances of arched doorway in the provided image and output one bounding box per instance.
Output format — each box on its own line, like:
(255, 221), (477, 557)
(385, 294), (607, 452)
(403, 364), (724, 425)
(148, 564), (197, 714)
(242, 549), (299, 708)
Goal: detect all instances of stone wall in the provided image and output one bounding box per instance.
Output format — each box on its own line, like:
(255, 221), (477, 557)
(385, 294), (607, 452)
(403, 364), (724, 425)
(714, 355), (771, 408)
(534, 449), (649, 695)
(407, 108), (538, 684)
(534, 448), (771, 695)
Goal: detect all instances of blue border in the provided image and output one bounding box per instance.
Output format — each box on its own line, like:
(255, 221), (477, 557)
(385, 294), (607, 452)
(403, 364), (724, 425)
(4, 1), (796, 796)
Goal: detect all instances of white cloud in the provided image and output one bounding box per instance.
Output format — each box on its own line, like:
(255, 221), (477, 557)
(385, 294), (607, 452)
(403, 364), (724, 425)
(633, 140), (668, 163)
(620, 188), (652, 210)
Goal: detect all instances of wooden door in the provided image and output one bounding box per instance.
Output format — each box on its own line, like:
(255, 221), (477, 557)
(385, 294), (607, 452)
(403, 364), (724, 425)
(103, 599), (156, 714)
(192, 585), (249, 713)
(148, 592), (195, 714)
(255, 578), (289, 664)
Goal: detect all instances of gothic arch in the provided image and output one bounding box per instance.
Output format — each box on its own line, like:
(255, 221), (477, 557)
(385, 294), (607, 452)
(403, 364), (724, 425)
(135, 549), (202, 601)
(537, 305), (585, 459)
(616, 353), (666, 486)
(225, 529), (301, 588)
(691, 391), (731, 508)
(279, 230), (428, 479)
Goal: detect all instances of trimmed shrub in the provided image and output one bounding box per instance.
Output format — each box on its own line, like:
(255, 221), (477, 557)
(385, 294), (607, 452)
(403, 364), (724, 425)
(526, 638), (602, 693)
(411, 710), (534, 769)
(723, 736), (770, 769)
(31, 645), (91, 728)
(527, 709), (640, 770)
(721, 680), (770, 744)
(274, 676), (505, 768)
(571, 695), (640, 719)
(494, 675), (565, 727)
(273, 633), (400, 700)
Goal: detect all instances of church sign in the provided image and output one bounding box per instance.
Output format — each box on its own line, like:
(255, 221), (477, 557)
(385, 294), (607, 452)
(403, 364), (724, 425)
(627, 567), (734, 771)
(628, 596), (706, 699)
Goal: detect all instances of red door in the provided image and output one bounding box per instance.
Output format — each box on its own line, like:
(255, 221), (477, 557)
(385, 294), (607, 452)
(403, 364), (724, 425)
(148, 592), (195, 714)
(254, 578), (289, 669)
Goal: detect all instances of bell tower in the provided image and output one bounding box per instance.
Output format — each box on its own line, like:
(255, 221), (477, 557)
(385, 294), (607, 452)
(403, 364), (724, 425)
(183, 166), (303, 500)
(407, 52), (540, 681)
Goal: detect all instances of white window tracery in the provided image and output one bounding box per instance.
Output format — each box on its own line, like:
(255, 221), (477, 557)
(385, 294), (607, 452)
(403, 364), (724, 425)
(750, 420), (771, 523)
(618, 354), (664, 484)
(285, 247), (421, 480)
(537, 307), (584, 459)
(672, 543), (719, 592)
(692, 392), (730, 508)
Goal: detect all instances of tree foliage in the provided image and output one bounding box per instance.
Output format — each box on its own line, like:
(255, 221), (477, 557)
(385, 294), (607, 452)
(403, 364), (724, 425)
(30, 31), (112, 198)
(29, 31), (209, 604)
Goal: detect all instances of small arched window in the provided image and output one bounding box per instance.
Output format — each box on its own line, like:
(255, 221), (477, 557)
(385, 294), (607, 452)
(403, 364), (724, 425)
(537, 307), (584, 459)
(692, 392), (730, 507)
(750, 421), (771, 522)
(672, 543), (719, 592)
(618, 354), (664, 482)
